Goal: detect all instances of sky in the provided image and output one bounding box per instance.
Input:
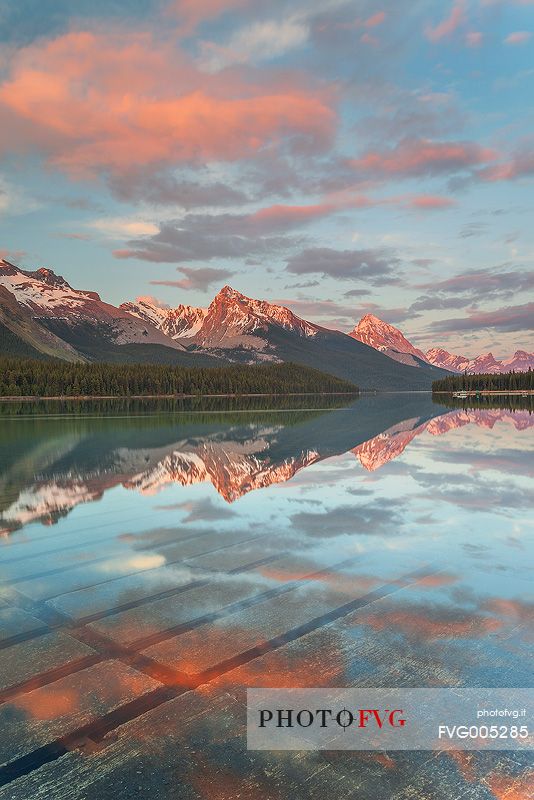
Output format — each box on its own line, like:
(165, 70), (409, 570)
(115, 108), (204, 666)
(0, 0), (532, 358)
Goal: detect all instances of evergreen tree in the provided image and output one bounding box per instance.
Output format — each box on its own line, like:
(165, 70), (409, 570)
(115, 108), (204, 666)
(433, 369), (532, 393)
(0, 358), (359, 397)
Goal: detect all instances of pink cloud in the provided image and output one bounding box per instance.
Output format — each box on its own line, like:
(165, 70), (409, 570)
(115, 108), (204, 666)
(350, 138), (497, 178)
(249, 196), (374, 228)
(504, 31), (532, 45)
(425, 1), (466, 43)
(364, 12), (386, 28)
(249, 203), (336, 225)
(249, 194), (455, 221)
(408, 194), (457, 210)
(0, 30), (335, 178)
(466, 31), (483, 47)
(476, 145), (534, 181)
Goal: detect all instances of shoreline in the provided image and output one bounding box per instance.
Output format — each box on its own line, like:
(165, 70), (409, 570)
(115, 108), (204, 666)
(0, 391), (360, 402)
(432, 390), (533, 396)
(0, 390), (530, 402)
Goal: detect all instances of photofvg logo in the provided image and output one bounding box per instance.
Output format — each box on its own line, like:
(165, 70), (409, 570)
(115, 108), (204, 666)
(247, 689), (534, 751)
(259, 707), (406, 732)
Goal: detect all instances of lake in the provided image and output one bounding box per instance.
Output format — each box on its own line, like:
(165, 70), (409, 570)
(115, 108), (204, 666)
(0, 394), (532, 798)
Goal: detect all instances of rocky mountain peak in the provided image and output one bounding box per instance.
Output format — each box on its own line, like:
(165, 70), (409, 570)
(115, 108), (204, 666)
(212, 285), (246, 304)
(350, 314), (429, 362)
(0, 258), (22, 276)
(34, 267), (72, 289)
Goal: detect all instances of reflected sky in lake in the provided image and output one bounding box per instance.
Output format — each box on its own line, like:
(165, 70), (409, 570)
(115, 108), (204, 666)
(0, 395), (532, 799)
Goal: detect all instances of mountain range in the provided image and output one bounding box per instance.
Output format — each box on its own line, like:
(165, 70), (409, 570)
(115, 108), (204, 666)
(1, 258), (531, 389)
(350, 314), (533, 374)
(0, 259), (448, 390)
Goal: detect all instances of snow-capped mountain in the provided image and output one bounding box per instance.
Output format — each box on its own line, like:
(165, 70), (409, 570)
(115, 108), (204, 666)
(469, 353), (503, 372)
(426, 347), (534, 374)
(0, 249), (531, 384)
(121, 287), (319, 347)
(349, 312), (533, 374)
(425, 348), (471, 372)
(349, 314), (429, 367)
(0, 282), (82, 361)
(425, 349), (503, 373)
(0, 258), (454, 388)
(0, 258), (187, 353)
(0, 261), (449, 387)
(121, 286), (323, 352)
(0, 259), (237, 366)
(192, 285), (321, 348)
(0, 259), (102, 311)
(119, 298), (207, 339)
(502, 350), (534, 371)
(183, 286), (449, 388)
(118, 285), (449, 389)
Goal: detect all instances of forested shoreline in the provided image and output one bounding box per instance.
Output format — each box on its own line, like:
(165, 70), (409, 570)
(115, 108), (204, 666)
(0, 357), (358, 397)
(432, 370), (532, 393)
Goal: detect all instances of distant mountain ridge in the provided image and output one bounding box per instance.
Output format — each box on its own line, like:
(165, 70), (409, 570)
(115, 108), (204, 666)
(0, 260), (451, 390)
(425, 347), (534, 374)
(349, 311), (533, 374)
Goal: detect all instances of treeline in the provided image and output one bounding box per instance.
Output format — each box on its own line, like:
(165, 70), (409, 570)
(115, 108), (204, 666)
(0, 358), (358, 397)
(434, 394), (532, 413)
(433, 370), (532, 393)
(0, 393), (354, 417)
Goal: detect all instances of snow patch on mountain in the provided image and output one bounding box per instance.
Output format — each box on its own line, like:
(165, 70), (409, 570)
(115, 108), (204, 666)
(120, 298), (207, 339)
(0, 259), (185, 350)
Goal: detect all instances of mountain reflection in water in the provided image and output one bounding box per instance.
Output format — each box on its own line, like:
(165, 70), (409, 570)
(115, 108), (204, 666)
(0, 393), (532, 799)
(0, 394), (531, 535)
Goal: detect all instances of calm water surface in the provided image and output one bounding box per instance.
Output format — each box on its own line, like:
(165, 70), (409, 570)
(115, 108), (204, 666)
(0, 394), (532, 798)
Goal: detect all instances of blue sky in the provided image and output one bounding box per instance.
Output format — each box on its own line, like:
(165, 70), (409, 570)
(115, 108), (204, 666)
(0, 0), (532, 357)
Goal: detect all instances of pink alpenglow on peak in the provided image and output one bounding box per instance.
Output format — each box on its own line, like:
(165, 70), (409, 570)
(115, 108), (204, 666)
(348, 311), (533, 374)
(349, 314), (430, 367)
(470, 353), (502, 372)
(502, 351), (534, 371)
(119, 298), (207, 339)
(425, 348), (471, 373)
(191, 285), (321, 348)
(426, 347), (534, 374)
